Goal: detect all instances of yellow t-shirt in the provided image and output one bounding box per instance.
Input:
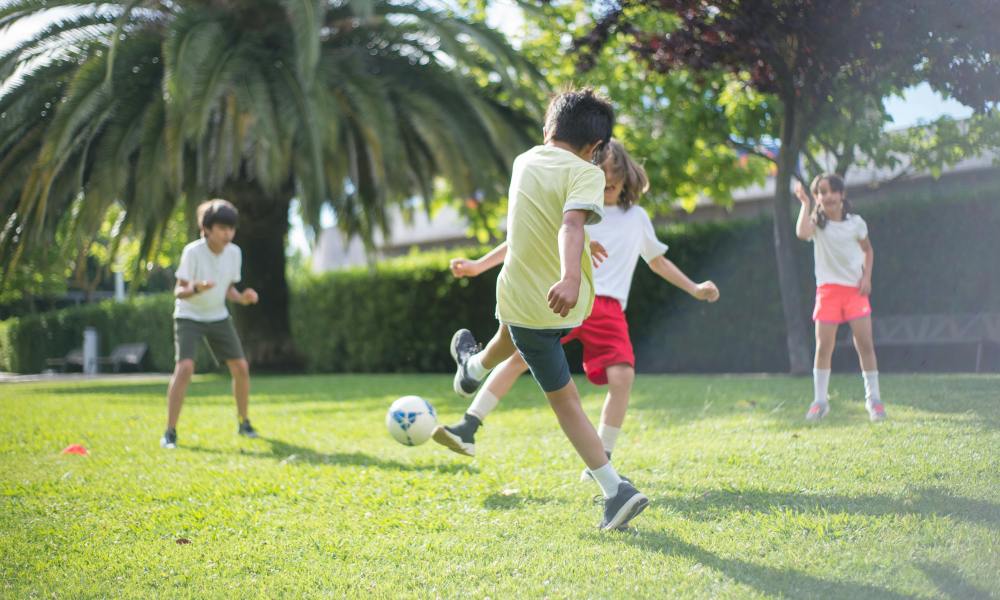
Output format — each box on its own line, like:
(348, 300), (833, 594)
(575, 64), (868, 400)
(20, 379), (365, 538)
(496, 145), (605, 329)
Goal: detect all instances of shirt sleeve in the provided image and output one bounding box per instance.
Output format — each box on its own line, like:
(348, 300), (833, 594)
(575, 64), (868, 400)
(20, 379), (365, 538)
(564, 166), (605, 225)
(231, 245), (242, 284)
(855, 216), (869, 241)
(175, 246), (194, 281)
(638, 208), (669, 263)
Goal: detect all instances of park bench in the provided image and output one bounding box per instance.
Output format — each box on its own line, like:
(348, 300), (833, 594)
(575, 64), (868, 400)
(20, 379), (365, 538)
(45, 342), (148, 373)
(98, 342), (148, 373)
(45, 348), (84, 372)
(837, 313), (1000, 372)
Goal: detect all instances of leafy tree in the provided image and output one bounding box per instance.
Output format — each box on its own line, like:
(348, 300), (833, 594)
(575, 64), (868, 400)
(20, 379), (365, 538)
(571, 0), (1000, 372)
(0, 0), (540, 366)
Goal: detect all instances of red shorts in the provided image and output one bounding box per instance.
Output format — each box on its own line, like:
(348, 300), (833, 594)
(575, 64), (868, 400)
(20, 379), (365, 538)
(561, 296), (635, 385)
(813, 284), (872, 324)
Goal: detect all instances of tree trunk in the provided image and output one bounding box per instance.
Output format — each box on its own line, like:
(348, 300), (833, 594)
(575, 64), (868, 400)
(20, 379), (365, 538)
(773, 101), (812, 375)
(223, 180), (302, 370)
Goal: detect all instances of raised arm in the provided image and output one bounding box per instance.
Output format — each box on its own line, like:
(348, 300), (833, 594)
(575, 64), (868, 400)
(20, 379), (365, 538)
(449, 242), (508, 278)
(795, 182), (816, 241)
(647, 256), (719, 302)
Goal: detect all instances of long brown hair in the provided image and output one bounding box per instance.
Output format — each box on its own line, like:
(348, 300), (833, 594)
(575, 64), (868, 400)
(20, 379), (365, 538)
(810, 173), (852, 229)
(599, 139), (649, 210)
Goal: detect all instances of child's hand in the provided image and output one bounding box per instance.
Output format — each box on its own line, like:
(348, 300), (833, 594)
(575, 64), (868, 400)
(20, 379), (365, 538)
(589, 241), (608, 268)
(193, 280), (216, 293)
(693, 281), (720, 302)
(241, 288), (259, 305)
(449, 258), (479, 279)
(547, 278), (580, 317)
(794, 182), (810, 205)
(858, 277), (872, 296)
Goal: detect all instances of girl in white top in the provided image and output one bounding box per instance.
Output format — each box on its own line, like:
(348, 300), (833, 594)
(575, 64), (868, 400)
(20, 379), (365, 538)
(433, 140), (720, 465)
(795, 173), (886, 422)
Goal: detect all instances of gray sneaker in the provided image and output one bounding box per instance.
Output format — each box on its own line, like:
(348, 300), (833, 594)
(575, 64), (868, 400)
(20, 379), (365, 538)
(805, 401), (830, 422)
(160, 428), (177, 449)
(599, 482), (649, 531)
(450, 329), (483, 398)
(238, 419), (259, 438)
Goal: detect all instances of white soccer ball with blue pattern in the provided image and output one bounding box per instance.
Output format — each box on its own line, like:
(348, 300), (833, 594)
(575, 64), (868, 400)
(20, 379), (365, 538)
(385, 395), (437, 446)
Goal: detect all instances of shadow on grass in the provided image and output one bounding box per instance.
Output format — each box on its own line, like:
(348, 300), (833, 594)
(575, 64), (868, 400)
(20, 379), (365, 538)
(482, 492), (554, 510)
(182, 436), (478, 475)
(614, 529), (913, 600)
(917, 561), (994, 600)
(658, 486), (1000, 528)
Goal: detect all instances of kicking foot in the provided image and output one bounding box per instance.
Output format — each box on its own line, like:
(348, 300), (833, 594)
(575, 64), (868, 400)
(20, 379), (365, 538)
(599, 482), (649, 531)
(450, 329), (483, 398)
(431, 424), (476, 457)
(805, 401), (830, 422)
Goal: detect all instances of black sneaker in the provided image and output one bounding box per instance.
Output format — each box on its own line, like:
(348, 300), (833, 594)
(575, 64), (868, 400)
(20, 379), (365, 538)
(431, 415), (481, 457)
(450, 329), (483, 398)
(238, 419), (259, 438)
(599, 482), (649, 531)
(160, 428), (177, 449)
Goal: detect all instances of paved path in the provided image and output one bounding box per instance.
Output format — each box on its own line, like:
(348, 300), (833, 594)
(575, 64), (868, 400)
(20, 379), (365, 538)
(0, 372), (171, 384)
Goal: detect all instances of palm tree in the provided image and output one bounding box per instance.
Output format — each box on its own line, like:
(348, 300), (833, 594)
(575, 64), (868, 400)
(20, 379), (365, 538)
(0, 0), (541, 366)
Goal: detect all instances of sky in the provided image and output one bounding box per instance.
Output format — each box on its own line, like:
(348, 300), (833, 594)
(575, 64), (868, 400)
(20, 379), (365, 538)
(0, 7), (978, 255)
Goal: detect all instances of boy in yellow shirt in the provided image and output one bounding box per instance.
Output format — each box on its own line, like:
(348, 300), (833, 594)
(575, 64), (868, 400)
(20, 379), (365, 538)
(443, 90), (648, 530)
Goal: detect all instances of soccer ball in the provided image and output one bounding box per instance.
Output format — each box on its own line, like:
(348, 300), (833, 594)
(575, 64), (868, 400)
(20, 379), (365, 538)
(385, 395), (437, 446)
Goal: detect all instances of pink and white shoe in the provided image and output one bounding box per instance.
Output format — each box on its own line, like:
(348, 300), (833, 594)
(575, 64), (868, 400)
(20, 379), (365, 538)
(866, 401), (887, 422)
(805, 401), (830, 422)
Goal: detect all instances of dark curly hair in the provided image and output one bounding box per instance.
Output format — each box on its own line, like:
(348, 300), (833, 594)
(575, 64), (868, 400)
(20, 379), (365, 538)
(543, 88), (614, 156)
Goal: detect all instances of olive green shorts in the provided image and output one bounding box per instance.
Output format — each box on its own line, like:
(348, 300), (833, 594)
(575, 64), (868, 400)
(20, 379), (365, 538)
(174, 317), (246, 363)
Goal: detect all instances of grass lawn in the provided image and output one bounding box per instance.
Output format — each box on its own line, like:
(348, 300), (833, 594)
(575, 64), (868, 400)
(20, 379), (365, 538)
(1, 373), (998, 598)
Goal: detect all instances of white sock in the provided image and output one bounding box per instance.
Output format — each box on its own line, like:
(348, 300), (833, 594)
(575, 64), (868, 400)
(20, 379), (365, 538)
(814, 368), (831, 405)
(597, 423), (620, 454)
(590, 463), (623, 498)
(862, 370), (881, 404)
(467, 389), (499, 422)
(466, 352), (490, 381)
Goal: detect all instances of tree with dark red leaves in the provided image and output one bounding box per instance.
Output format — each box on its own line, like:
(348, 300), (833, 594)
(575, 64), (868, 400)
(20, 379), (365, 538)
(573, 0), (1000, 373)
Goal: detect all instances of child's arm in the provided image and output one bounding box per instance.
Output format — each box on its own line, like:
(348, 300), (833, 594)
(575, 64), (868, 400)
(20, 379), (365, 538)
(794, 182), (815, 240)
(175, 278), (213, 299)
(647, 256), (720, 302)
(858, 238), (874, 296)
(548, 210), (589, 317)
(227, 284), (259, 306)
(449, 242), (507, 278)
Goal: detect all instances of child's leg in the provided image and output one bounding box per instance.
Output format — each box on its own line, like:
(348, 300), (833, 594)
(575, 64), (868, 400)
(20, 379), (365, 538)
(849, 316), (884, 415)
(226, 358), (251, 421)
(468, 324), (517, 375)
(166, 359), (195, 429)
(809, 322), (838, 417)
(598, 364), (634, 454)
(546, 378), (610, 470)
(469, 353), (530, 421)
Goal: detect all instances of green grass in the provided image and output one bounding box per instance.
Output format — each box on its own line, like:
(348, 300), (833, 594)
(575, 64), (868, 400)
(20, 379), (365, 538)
(1, 373), (998, 599)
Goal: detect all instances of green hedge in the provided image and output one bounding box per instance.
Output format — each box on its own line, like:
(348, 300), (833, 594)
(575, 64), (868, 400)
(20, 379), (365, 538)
(0, 294), (212, 374)
(4, 172), (999, 374)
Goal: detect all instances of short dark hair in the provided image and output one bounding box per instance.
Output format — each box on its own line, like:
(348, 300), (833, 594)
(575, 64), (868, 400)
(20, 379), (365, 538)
(198, 199), (239, 231)
(543, 88), (614, 152)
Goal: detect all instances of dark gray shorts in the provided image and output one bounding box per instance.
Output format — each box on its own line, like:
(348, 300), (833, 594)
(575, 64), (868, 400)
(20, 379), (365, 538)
(174, 317), (245, 363)
(509, 325), (572, 393)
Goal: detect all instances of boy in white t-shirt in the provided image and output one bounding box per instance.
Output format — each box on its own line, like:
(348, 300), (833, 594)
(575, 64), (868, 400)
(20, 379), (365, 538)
(434, 140), (719, 480)
(795, 173), (886, 422)
(160, 199), (260, 449)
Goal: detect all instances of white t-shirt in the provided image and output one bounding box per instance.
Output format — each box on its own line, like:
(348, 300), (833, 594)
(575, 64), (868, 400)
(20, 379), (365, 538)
(808, 214), (868, 287)
(173, 239), (243, 321)
(587, 205), (668, 310)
